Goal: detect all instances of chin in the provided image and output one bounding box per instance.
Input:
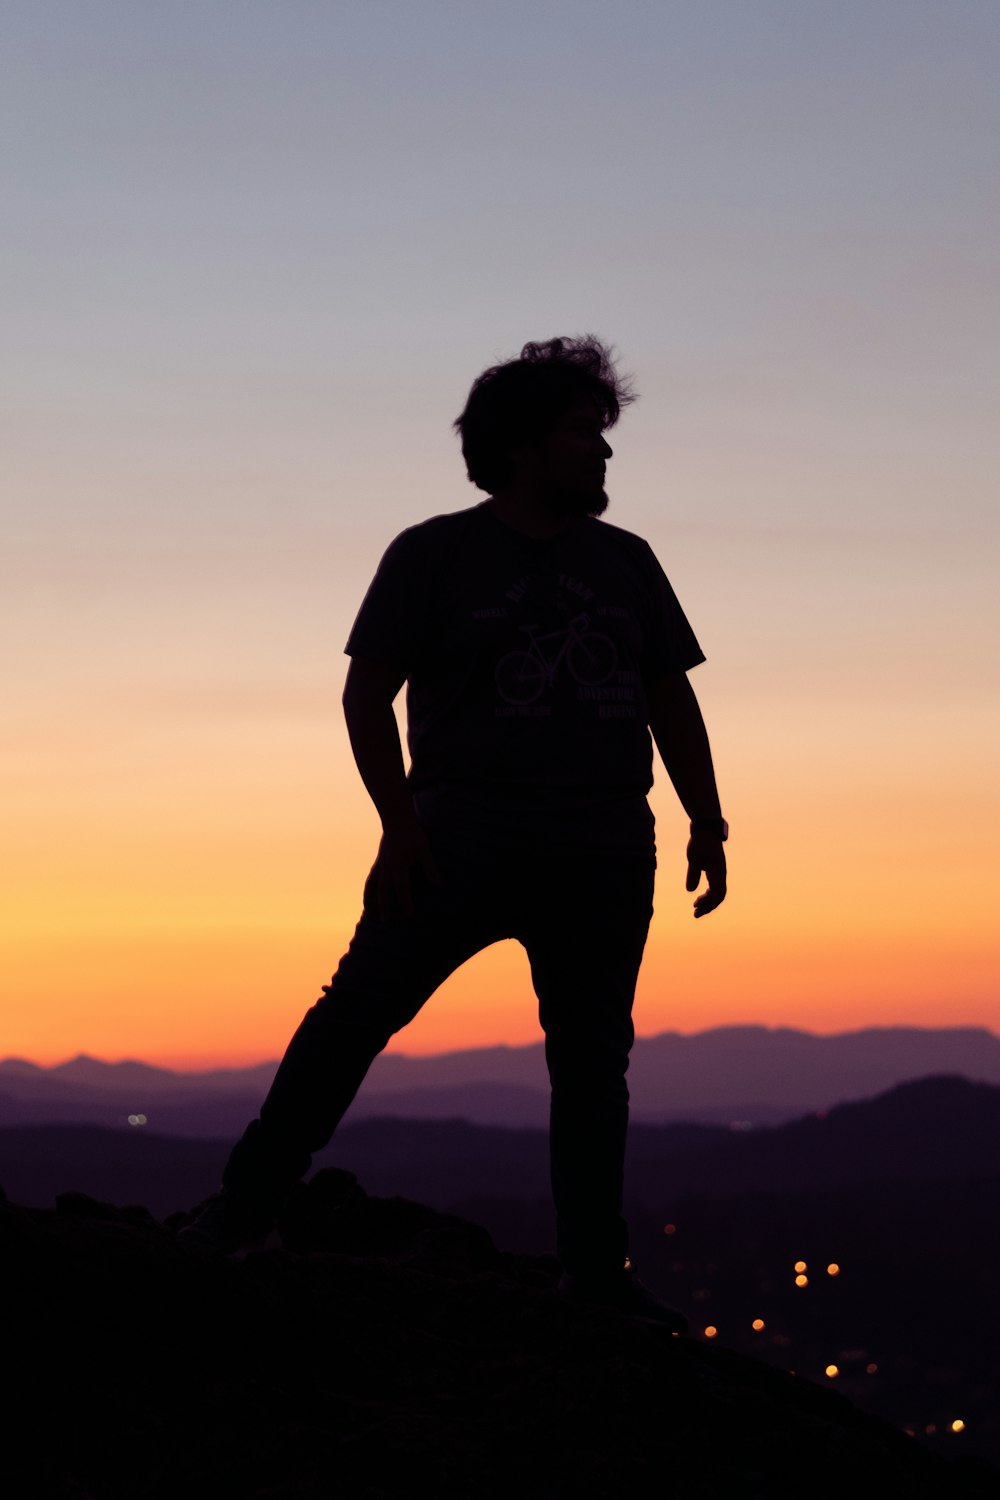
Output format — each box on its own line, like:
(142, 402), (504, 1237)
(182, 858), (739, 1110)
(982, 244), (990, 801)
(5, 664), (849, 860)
(576, 489), (608, 518)
(550, 487), (608, 519)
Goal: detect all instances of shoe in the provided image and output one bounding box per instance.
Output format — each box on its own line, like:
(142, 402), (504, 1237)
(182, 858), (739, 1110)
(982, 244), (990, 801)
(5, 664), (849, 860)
(175, 1191), (278, 1256)
(557, 1266), (689, 1334)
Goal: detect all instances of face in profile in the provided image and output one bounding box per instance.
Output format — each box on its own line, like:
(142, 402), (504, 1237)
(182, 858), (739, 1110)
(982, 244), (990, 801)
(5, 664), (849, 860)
(530, 398), (614, 518)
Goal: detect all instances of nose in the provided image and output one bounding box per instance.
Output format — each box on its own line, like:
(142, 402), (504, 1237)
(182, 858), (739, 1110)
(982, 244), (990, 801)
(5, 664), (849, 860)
(600, 435), (613, 460)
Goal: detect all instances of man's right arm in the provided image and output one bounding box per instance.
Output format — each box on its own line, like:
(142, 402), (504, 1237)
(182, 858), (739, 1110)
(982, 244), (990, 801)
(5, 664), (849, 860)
(342, 658), (439, 919)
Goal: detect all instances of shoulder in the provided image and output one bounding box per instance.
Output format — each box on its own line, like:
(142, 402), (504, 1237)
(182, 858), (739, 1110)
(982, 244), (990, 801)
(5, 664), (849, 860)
(578, 516), (658, 564)
(382, 505), (486, 557)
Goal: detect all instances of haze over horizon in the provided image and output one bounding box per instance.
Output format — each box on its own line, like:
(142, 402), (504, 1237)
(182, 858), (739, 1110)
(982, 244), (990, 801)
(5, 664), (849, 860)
(5, 1020), (999, 1084)
(4, 2), (998, 1070)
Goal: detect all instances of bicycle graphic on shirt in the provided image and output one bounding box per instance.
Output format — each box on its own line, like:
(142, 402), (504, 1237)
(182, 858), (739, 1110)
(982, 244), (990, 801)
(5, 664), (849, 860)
(494, 613), (619, 705)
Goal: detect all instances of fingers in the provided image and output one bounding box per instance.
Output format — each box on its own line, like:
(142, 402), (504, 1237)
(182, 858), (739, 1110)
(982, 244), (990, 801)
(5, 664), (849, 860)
(377, 879), (405, 923)
(686, 835), (727, 919)
(377, 863), (415, 922)
(692, 864), (727, 916)
(374, 845), (440, 922)
(369, 818), (440, 922)
(693, 882), (727, 918)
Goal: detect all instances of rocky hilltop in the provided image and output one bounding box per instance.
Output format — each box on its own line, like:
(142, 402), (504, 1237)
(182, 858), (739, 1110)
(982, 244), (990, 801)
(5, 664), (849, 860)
(3, 1171), (997, 1500)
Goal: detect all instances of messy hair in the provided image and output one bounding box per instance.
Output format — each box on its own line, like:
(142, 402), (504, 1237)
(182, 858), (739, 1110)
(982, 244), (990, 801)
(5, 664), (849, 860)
(453, 335), (637, 494)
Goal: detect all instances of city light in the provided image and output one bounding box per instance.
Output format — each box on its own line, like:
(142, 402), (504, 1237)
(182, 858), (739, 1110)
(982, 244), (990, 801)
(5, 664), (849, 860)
(825, 1365), (839, 1379)
(951, 1420), (966, 1434)
(704, 1326), (718, 1339)
(795, 1274), (809, 1288)
(127, 1114), (148, 1126)
(751, 1318), (765, 1332)
(866, 1363), (878, 1375)
(826, 1263), (840, 1276)
(794, 1260), (807, 1273)
(663, 1223), (677, 1236)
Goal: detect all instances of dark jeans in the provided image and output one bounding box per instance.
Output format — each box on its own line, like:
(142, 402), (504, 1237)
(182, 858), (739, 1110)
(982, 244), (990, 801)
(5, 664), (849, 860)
(223, 820), (655, 1277)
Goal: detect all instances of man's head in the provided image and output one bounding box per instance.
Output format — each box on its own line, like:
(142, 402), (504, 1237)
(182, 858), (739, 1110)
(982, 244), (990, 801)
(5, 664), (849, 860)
(453, 336), (637, 518)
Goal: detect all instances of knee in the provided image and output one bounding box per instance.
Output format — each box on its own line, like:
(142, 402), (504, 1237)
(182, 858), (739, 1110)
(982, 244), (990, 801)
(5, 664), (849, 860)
(545, 1035), (632, 1092)
(542, 1008), (634, 1072)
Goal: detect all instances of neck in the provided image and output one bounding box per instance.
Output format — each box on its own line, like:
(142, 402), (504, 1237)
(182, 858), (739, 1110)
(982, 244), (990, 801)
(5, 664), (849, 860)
(484, 487), (574, 540)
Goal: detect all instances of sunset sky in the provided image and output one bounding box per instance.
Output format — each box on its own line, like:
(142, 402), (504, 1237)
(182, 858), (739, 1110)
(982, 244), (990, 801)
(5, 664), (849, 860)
(4, 1), (998, 1068)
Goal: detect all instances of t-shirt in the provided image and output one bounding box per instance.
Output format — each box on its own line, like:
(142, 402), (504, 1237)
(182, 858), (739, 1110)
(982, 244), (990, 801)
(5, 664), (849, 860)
(344, 502), (705, 850)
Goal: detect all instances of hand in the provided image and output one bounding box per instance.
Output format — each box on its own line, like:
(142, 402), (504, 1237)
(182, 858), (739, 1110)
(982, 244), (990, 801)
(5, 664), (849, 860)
(685, 833), (727, 918)
(369, 812), (442, 922)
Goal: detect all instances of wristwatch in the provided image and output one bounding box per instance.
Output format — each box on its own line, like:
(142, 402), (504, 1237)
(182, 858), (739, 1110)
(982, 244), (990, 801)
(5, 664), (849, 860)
(690, 817), (729, 841)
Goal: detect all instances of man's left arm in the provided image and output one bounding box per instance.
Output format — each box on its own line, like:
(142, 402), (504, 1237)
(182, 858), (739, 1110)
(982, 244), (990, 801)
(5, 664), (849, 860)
(646, 672), (728, 919)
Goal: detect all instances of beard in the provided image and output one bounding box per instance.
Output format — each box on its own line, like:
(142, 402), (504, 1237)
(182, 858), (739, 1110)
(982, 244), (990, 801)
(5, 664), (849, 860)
(541, 481), (609, 519)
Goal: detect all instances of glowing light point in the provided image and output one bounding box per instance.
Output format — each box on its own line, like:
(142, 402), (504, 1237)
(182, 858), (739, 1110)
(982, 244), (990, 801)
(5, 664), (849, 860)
(127, 1114), (148, 1127)
(663, 1223), (677, 1236)
(795, 1274), (809, 1288)
(826, 1263), (840, 1276)
(751, 1318), (765, 1332)
(866, 1363), (878, 1375)
(825, 1364), (839, 1379)
(704, 1325), (718, 1339)
(951, 1420), (966, 1434)
(793, 1260), (807, 1273)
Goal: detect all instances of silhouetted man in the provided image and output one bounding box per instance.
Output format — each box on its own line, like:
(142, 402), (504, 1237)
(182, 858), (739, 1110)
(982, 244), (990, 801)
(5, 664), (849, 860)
(181, 337), (727, 1325)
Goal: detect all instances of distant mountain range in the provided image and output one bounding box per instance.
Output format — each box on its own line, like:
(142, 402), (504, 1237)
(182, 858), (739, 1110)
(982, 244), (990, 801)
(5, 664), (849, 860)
(1, 1072), (998, 1224)
(2, 1024), (999, 1136)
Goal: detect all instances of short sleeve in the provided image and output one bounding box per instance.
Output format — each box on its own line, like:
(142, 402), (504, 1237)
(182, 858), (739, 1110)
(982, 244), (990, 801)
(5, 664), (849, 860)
(344, 528), (432, 670)
(640, 542), (706, 680)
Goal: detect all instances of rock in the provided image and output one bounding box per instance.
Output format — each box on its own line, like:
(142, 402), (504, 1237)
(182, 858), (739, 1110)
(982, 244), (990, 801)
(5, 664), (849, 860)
(1, 1184), (996, 1499)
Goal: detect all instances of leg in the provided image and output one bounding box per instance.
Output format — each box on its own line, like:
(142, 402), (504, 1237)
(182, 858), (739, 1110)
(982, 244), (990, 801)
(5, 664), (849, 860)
(223, 838), (508, 1215)
(522, 852), (655, 1278)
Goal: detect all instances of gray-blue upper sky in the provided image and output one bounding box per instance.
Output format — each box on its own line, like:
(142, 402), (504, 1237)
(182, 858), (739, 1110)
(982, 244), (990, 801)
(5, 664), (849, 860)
(6, 1), (996, 528)
(6, 0), (997, 702)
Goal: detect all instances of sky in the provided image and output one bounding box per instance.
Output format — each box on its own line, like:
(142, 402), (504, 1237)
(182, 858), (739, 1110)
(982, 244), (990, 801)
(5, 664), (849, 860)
(3, 1), (998, 1067)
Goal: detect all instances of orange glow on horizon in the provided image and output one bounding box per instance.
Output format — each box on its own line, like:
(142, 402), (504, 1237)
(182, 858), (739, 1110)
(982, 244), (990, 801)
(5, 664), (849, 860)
(6, 894), (999, 1068)
(4, 638), (998, 1068)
